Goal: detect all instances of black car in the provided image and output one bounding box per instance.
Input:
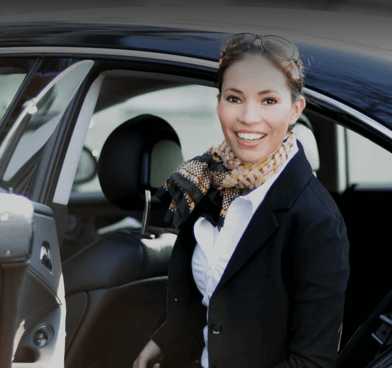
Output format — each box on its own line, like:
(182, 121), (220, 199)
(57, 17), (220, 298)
(1, 7), (392, 368)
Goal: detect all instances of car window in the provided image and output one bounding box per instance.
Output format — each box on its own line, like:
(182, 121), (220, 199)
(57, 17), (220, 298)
(0, 74), (25, 122)
(74, 84), (223, 194)
(347, 128), (392, 185)
(0, 59), (94, 195)
(0, 58), (36, 128)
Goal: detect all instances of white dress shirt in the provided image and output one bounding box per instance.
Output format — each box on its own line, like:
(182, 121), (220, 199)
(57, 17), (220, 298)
(191, 140), (298, 368)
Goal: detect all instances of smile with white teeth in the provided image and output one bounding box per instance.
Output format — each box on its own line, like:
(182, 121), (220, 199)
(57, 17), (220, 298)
(237, 132), (266, 141)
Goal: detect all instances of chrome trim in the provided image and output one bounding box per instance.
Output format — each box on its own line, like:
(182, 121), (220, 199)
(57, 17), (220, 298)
(0, 46), (219, 69)
(380, 314), (392, 327)
(141, 189), (151, 235)
(303, 88), (392, 140)
(336, 124), (347, 194)
(371, 332), (384, 345)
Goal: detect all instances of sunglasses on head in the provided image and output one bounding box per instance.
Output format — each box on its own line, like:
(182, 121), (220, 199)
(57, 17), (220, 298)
(219, 33), (300, 66)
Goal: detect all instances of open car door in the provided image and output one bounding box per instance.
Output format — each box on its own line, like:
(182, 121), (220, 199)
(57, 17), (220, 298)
(0, 60), (94, 368)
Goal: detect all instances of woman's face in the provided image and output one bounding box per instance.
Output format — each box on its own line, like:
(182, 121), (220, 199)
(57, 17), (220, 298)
(217, 55), (306, 165)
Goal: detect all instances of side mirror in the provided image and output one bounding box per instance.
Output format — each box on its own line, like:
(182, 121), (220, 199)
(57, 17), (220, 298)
(74, 147), (97, 185)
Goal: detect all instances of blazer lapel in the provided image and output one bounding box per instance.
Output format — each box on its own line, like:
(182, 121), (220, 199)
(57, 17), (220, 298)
(215, 141), (314, 291)
(216, 198), (279, 289)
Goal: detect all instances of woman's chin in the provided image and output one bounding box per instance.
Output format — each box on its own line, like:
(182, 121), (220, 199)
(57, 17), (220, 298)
(232, 145), (268, 164)
(231, 139), (269, 163)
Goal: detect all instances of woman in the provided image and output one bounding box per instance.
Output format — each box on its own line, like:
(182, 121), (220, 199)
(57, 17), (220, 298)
(133, 33), (350, 368)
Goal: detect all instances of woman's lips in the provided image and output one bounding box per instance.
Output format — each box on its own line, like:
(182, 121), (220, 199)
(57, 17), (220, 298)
(235, 131), (266, 145)
(235, 132), (267, 148)
(237, 132), (266, 140)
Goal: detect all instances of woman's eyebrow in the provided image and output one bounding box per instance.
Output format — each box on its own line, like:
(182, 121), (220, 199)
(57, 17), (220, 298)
(223, 88), (280, 95)
(223, 87), (243, 94)
(258, 89), (279, 95)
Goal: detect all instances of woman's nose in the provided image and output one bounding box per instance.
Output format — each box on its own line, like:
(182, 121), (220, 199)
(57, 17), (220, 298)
(239, 101), (260, 125)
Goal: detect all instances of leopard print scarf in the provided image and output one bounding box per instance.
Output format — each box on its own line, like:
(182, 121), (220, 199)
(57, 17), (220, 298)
(156, 130), (296, 229)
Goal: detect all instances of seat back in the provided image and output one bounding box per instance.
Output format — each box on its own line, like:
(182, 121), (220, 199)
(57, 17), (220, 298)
(293, 115), (320, 176)
(63, 114), (183, 368)
(98, 113), (183, 210)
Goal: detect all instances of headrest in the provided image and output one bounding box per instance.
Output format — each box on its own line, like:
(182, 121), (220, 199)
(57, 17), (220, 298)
(98, 114), (184, 211)
(293, 115), (320, 173)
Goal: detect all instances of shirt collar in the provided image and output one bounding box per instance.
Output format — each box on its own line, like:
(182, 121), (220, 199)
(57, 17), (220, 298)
(238, 137), (299, 216)
(195, 137), (299, 226)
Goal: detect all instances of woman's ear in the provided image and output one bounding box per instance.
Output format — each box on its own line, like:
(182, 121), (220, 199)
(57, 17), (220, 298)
(216, 93), (221, 115)
(289, 96), (306, 126)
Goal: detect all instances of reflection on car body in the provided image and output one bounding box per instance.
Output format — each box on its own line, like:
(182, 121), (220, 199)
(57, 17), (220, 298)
(0, 6), (392, 368)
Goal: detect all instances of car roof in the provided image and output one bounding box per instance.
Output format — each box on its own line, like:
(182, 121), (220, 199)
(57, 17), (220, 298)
(1, 7), (391, 129)
(1, 7), (392, 52)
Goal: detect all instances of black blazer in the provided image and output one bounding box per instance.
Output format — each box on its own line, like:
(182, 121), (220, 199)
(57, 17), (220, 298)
(152, 141), (350, 368)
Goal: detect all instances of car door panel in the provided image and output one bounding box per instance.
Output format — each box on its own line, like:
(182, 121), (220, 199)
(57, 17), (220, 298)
(11, 200), (65, 366)
(0, 59), (95, 367)
(336, 186), (392, 350)
(0, 195), (64, 367)
(65, 277), (168, 368)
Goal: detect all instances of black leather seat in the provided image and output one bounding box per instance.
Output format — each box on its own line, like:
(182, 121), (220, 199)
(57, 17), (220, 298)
(63, 114), (184, 368)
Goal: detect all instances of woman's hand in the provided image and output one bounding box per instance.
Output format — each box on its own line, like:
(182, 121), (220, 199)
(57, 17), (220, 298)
(133, 339), (164, 368)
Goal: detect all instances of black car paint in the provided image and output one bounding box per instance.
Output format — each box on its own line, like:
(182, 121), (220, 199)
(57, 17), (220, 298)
(0, 23), (391, 130)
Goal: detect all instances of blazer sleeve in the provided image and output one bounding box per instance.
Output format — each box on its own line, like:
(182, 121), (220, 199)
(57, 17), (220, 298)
(150, 304), (205, 367)
(274, 213), (350, 368)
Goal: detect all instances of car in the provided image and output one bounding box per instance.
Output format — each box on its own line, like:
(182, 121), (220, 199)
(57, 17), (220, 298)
(1, 5), (392, 368)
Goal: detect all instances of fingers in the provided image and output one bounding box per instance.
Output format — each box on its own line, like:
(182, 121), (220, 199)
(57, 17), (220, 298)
(132, 355), (147, 368)
(133, 358), (160, 368)
(132, 339), (163, 368)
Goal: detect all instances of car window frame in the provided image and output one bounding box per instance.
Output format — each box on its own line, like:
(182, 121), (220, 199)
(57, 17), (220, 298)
(0, 57), (92, 197)
(6, 47), (389, 207)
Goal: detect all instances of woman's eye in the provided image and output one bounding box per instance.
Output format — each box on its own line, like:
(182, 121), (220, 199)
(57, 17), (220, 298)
(227, 96), (241, 103)
(263, 98), (277, 105)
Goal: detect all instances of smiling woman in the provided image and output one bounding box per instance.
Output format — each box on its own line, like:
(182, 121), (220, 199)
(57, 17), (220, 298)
(216, 55), (305, 165)
(133, 33), (350, 368)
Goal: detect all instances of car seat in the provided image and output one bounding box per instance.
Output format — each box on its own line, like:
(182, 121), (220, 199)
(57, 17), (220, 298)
(294, 114), (320, 176)
(63, 114), (184, 368)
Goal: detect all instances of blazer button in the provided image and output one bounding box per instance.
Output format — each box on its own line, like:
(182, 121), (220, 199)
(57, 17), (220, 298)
(211, 323), (222, 334)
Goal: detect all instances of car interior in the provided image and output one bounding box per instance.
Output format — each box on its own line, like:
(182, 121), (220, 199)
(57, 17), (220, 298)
(60, 67), (392, 368)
